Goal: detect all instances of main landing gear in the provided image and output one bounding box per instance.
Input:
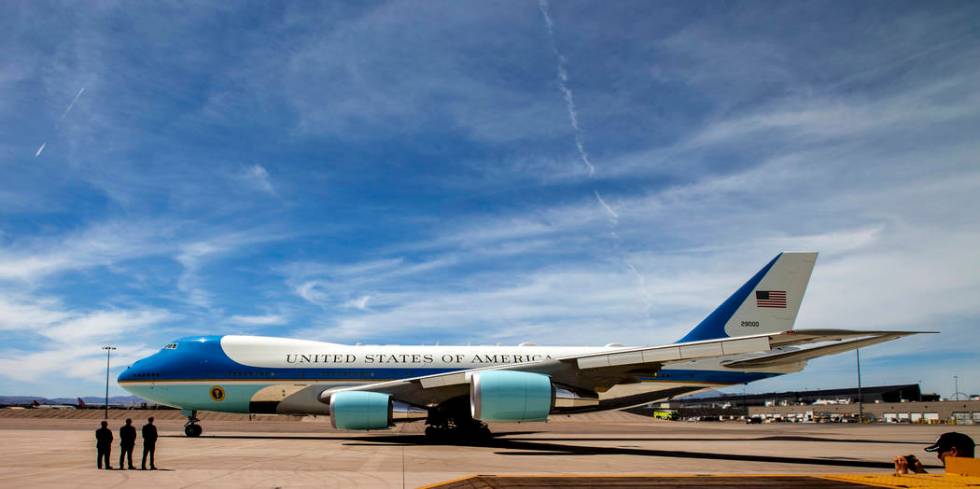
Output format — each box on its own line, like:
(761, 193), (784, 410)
(183, 410), (203, 437)
(424, 397), (492, 440)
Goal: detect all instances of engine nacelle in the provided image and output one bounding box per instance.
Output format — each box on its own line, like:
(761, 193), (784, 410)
(329, 391), (392, 430)
(470, 370), (554, 422)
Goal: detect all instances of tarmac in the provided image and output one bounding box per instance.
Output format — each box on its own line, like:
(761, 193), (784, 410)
(0, 409), (976, 488)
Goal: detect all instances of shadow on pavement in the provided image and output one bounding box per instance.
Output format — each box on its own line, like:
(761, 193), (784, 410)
(504, 435), (927, 445)
(340, 434), (939, 470)
(171, 432), (942, 470)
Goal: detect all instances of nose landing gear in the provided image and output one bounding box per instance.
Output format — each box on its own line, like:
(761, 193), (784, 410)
(182, 410), (203, 437)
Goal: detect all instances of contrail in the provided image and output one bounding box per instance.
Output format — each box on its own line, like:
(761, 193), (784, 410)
(594, 190), (619, 222)
(34, 87), (86, 157)
(538, 0), (595, 176)
(537, 0), (653, 320)
(624, 257), (654, 311)
(59, 87), (86, 121)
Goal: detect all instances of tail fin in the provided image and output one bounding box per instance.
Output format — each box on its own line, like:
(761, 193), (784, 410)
(678, 252), (817, 343)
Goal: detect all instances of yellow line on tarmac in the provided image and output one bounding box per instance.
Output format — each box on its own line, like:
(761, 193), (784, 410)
(820, 473), (980, 488)
(419, 472), (980, 488)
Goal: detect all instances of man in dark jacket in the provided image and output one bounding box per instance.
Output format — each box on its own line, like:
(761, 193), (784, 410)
(118, 418), (137, 469)
(141, 417), (158, 470)
(95, 420), (113, 469)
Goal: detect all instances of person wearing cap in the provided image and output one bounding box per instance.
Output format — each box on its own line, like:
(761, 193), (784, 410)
(894, 432), (975, 474)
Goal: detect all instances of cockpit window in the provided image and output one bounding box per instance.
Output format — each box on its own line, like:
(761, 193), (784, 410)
(163, 343), (178, 350)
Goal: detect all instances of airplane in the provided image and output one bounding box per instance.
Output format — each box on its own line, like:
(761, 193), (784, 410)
(118, 252), (925, 438)
(30, 399), (79, 410)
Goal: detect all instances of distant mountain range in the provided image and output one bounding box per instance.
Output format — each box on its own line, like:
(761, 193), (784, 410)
(0, 395), (149, 406)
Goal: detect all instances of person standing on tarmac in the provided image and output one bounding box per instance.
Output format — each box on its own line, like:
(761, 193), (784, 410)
(118, 418), (137, 469)
(141, 417), (158, 470)
(894, 432), (976, 474)
(95, 421), (113, 470)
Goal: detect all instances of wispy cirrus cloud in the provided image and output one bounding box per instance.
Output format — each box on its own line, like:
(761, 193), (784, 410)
(239, 164), (276, 195)
(0, 296), (71, 332)
(0, 344), (156, 385)
(0, 294), (173, 386)
(229, 314), (287, 326)
(43, 309), (174, 343)
(0, 221), (176, 282)
(1, 0), (978, 399)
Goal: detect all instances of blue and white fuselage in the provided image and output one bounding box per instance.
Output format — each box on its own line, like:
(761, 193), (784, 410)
(118, 335), (789, 415)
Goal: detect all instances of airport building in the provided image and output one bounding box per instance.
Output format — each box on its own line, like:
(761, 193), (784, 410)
(748, 399), (980, 424)
(673, 384), (929, 408)
(640, 384), (980, 424)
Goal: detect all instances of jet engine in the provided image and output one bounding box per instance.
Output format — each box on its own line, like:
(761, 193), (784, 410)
(469, 370), (554, 422)
(327, 391), (427, 430)
(329, 391), (392, 429)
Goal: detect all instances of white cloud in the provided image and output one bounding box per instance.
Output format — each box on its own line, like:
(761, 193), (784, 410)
(44, 309), (174, 343)
(175, 229), (288, 309)
(296, 257), (704, 344)
(0, 294), (173, 343)
(229, 314), (287, 326)
(295, 280), (330, 305)
(687, 75), (980, 149)
(289, 136), (980, 376)
(0, 296), (71, 331)
(342, 295), (371, 311)
(240, 164), (275, 195)
(279, 1), (572, 144)
(286, 257), (458, 309)
(0, 343), (154, 384)
(0, 294), (173, 385)
(2, 1), (978, 399)
(0, 220), (176, 282)
(274, 60), (980, 354)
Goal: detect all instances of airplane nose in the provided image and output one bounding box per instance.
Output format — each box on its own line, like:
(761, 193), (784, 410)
(117, 363), (137, 383)
(117, 357), (154, 383)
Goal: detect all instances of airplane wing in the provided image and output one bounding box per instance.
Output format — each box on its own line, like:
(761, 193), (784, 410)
(313, 329), (929, 410)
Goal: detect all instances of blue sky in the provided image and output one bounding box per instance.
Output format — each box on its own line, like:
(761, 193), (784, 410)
(1, 1), (978, 398)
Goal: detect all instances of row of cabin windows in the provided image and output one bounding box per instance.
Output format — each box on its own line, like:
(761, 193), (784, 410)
(224, 370), (381, 379)
(219, 370), (445, 379)
(134, 370), (440, 380)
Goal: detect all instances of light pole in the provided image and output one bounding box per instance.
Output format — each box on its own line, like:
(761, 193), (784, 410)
(954, 375), (960, 401)
(102, 346), (116, 420)
(856, 349), (863, 423)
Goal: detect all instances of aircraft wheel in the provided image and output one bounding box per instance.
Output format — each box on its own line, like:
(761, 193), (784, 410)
(184, 424), (203, 437)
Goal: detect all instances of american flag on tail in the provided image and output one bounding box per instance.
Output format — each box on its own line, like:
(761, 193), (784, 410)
(756, 290), (787, 308)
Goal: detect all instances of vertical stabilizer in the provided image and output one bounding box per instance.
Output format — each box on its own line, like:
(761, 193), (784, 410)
(678, 252), (817, 343)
